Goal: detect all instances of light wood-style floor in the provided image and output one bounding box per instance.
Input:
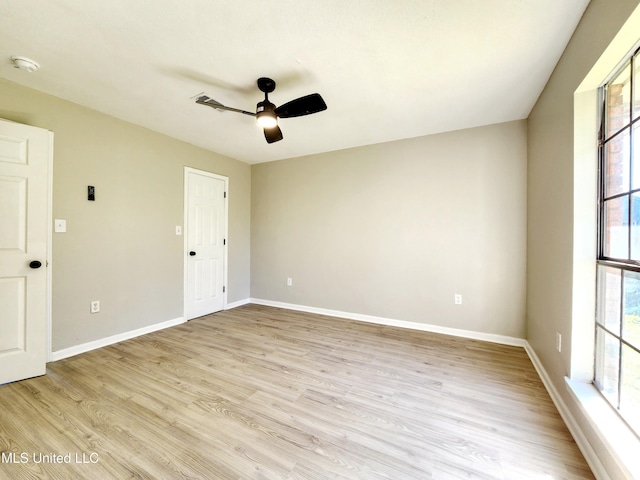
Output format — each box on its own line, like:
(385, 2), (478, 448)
(0, 304), (593, 479)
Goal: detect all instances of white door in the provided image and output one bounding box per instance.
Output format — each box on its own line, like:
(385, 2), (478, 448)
(0, 119), (51, 385)
(184, 168), (227, 320)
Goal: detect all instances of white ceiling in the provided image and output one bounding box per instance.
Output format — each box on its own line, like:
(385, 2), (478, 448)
(0, 0), (589, 164)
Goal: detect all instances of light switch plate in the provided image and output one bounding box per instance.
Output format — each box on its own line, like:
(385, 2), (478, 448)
(54, 219), (66, 233)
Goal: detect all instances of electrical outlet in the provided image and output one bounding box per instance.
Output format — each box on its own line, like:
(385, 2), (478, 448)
(287, 277), (293, 287)
(454, 294), (462, 305)
(556, 332), (562, 352)
(90, 301), (100, 313)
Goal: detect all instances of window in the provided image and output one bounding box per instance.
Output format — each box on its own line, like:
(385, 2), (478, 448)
(596, 47), (640, 435)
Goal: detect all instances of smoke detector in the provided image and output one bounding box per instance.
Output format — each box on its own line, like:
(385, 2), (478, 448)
(10, 56), (40, 73)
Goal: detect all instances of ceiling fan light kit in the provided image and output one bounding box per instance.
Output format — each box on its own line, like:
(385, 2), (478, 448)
(256, 100), (278, 129)
(196, 77), (327, 144)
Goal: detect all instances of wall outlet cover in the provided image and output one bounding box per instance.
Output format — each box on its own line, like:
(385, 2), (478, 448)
(54, 219), (66, 233)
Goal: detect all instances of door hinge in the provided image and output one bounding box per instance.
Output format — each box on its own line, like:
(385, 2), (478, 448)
(223, 238), (226, 245)
(223, 286), (226, 293)
(224, 191), (227, 198)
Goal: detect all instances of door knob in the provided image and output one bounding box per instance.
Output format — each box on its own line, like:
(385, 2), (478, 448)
(29, 260), (42, 269)
(189, 251), (196, 256)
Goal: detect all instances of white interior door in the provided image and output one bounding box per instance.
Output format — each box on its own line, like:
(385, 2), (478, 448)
(184, 168), (227, 320)
(0, 119), (51, 385)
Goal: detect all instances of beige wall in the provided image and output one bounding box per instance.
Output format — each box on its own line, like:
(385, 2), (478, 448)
(527, 0), (640, 477)
(0, 79), (251, 351)
(251, 120), (527, 338)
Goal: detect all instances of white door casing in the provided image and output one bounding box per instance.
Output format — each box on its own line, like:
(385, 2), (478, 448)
(184, 168), (227, 320)
(0, 119), (52, 384)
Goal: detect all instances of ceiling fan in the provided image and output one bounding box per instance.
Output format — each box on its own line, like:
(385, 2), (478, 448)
(195, 77), (327, 144)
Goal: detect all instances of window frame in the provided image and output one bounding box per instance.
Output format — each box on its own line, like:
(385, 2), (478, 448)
(595, 46), (640, 436)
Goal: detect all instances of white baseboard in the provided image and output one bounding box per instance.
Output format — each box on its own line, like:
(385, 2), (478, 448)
(249, 298), (526, 347)
(523, 342), (611, 480)
(50, 316), (185, 362)
(49, 298), (252, 363)
(225, 298), (251, 310)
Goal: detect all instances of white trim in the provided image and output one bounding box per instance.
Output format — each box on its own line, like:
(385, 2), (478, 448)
(50, 316), (185, 362)
(525, 342), (640, 480)
(225, 298), (251, 310)
(183, 167), (229, 318)
(564, 378), (640, 480)
(46, 131), (54, 363)
(249, 298), (526, 347)
(571, 86), (598, 382)
(523, 342), (611, 480)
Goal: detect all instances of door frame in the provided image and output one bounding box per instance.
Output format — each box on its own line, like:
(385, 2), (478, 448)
(46, 132), (54, 362)
(183, 167), (229, 318)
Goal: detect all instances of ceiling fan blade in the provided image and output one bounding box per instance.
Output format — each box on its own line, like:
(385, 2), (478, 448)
(274, 93), (327, 118)
(195, 95), (255, 117)
(263, 125), (283, 144)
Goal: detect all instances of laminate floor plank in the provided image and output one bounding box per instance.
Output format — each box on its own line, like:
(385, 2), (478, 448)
(0, 304), (593, 479)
